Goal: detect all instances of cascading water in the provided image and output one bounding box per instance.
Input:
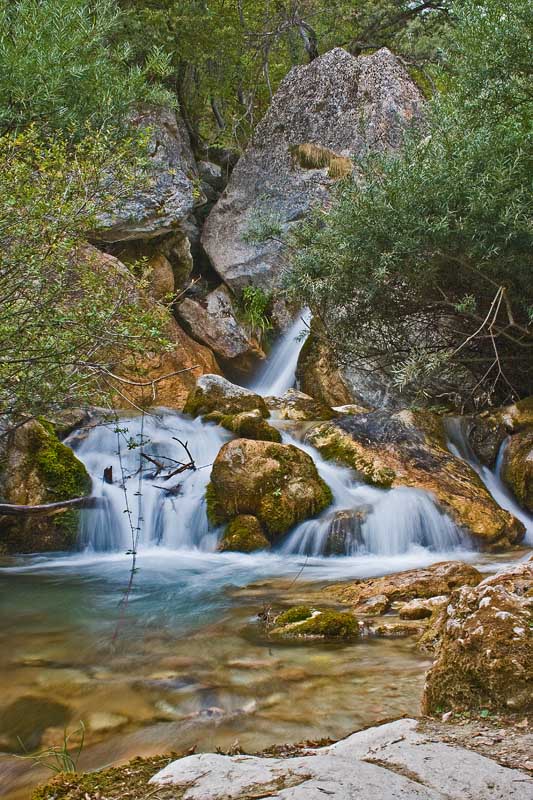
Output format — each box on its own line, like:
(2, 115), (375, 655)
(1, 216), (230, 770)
(248, 308), (312, 396)
(446, 417), (533, 544)
(69, 414), (231, 552)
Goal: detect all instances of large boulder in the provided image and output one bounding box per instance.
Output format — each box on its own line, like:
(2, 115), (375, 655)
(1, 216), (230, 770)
(202, 48), (424, 292)
(207, 438), (333, 541)
(422, 562), (533, 714)
(306, 410), (525, 549)
(177, 285), (265, 378)
(327, 561), (482, 611)
(94, 106), (201, 243)
(502, 430), (533, 512)
(0, 420), (91, 553)
(184, 374), (269, 419)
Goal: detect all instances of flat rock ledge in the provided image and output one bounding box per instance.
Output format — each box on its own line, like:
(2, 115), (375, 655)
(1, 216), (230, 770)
(150, 718), (533, 799)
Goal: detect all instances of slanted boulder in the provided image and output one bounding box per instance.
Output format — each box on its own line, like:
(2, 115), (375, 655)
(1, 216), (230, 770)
(422, 562), (533, 714)
(502, 430), (533, 512)
(207, 439), (332, 539)
(0, 420), (91, 553)
(177, 285), (265, 378)
(202, 48), (424, 293)
(94, 106), (201, 242)
(184, 375), (269, 419)
(306, 410), (525, 549)
(327, 561), (482, 611)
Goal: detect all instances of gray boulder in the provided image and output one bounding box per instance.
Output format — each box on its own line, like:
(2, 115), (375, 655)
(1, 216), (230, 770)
(202, 47), (424, 292)
(94, 106), (201, 242)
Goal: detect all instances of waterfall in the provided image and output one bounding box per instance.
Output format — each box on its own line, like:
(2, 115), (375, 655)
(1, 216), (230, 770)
(248, 308), (311, 397)
(445, 417), (533, 544)
(69, 413), (230, 552)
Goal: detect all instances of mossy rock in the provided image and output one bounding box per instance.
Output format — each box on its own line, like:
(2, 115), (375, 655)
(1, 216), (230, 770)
(501, 430), (533, 512)
(277, 389), (335, 422)
(0, 420), (91, 553)
(184, 374), (269, 419)
(270, 609), (359, 640)
(218, 515), (270, 552)
(207, 438), (333, 540)
(218, 410), (281, 443)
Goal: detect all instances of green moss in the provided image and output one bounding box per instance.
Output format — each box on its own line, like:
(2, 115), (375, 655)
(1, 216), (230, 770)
(311, 427), (395, 488)
(205, 481), (225, 526)
(29, 424), (91, 501)
(276, 606), (312, 625)
(219, 515), (270, 552)
(217, 412), (282, 443)
(297, 610), (359, 638)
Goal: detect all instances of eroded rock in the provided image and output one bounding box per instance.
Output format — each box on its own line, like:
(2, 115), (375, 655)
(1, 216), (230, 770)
(207, 438), (332, 539)
(422, 562), (533, 714)
(306, 410), (524, 549)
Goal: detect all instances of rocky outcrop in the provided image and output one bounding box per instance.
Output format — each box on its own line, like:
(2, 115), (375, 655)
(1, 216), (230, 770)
(502, 430), (533, 512)
(107, 231), (194, 297)
(296, 329), (354, 407)
(202, 48), (424, 293)
(184, 374), (269, 419)
(0, 420), (91, 553)
(177, 285), (265, 377)
(94, 106), (200, 242)
(150, 718), (533, 799)
(422, 563), (533, 715)
(207, 438), (332, 542)
(306, 410), (525, 549)
(327, 561), (482, 611)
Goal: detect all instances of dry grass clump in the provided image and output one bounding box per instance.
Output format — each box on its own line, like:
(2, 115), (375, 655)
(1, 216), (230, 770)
(290, 143), (352, 179)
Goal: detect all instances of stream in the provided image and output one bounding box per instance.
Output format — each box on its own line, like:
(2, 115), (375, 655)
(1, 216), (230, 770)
(1, 314), (531, 799)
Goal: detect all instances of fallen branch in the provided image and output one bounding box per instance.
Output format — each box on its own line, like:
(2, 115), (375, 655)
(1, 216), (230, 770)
(0, 496), (103, 515)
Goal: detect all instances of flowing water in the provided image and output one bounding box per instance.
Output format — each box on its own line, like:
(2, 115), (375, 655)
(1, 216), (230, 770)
(0, 314), (530, 799)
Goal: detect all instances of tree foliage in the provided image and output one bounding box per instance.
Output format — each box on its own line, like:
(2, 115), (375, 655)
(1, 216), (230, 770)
(287, 0), (533, 409)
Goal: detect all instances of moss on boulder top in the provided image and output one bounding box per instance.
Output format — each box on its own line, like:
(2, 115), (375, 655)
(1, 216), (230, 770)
(306, 410), (525, 549)
(184, 374), (269, 419)
(207, 438), (332, 540)
(0, 419), (91, 553)
(218, 515), (270, 553)
(422, 562), (533, 715)
(269, 607), (359, 640)
(213, 409), (281, 443)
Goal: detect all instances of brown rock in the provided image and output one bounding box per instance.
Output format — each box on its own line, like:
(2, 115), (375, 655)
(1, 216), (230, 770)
(399, 596), (448, 620)
(422, 562), (533, 715)
(276, 389), (335, 421)
(502, 430), (533, 512)
(296, 331), (354, 407)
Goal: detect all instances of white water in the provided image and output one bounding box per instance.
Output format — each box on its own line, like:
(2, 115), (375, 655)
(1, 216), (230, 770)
(249, 308), (312, 396)
(446, 417), (533, 544)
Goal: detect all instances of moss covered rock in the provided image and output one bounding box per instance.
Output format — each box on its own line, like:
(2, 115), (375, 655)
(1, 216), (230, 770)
(422, 563), (533, 715)
(501, 429), (533, 512)
(207, 438), (333, 539)
(306, 410), (525, 549)
(184, 374), (269, 419)
(216, 410), (281, 443)
(269, 608), (359, 640)
(218, 515), (270, 552)
(0, 420), (92, 553)
(276, 389), (335, 422)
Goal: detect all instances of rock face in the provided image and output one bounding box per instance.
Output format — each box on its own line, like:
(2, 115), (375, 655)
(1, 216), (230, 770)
(150, 717), (533, 799)
(177, 285), (265, 377)
(202, 47), (424, 292)
(327, 561), (482, 610)
(422, 563), (533, 715)
(0, 420), (91, 553)
(184, 374), (269, 419)
(502, 430), (533, 512)
(207, 438), (332, 541)
(94, 106), (200, 242)
(306, 410), (525, 549)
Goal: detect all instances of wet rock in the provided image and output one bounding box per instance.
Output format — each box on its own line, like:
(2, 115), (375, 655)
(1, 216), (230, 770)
(399, 596), (448, 621)
(215, 410), (281, 444)
(0, 695), (71, 752)
(177, 285), (265, 378)
(422, 562), (533, 715)
(462, 415), (508, 469)
(202, 48), (424, 293)
(322, 508), (368, 556)
(87, 711), (128, 732)
(94, 106), (200, 242)
(306, 410), (525, 549)
(0, 419), (91, 553)
(328, 561), (482, 609)
(207, 438), (332, 539)
(502, 430), (533, 512)
(371, 621), (427, 638)
(218, 515), (270, 553)
(269, 608), (359, 640)
(276, 389), (335, 421)
(185, 374), (269, 419)
(357, 594), (391, 616)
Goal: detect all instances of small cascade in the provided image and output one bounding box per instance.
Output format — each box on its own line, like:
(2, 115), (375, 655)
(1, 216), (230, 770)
(279, 434), (465, 557)
(249, 308), (311, 397)
(69, 413), (230, 552)
(445, 417), (533, 544)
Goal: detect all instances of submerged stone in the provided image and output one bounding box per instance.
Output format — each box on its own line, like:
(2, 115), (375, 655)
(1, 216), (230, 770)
(218, 515), (270, 553)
